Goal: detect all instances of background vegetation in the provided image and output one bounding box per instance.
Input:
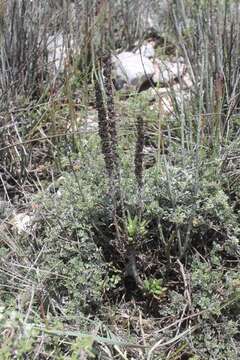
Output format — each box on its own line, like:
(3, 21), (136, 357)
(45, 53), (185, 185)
(0, 0), (239, 359)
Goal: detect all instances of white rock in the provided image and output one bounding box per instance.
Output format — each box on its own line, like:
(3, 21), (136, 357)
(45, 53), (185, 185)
(179, 72), (194, 90)
(112, 51), (155, 91)
(153, 59), (186, 85)
(135, 42), (155, 59)
(145, 86), (191, 115)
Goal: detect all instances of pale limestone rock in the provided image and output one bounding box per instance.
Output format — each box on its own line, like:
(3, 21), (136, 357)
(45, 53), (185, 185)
(153, 59), (186, 85)
(135, 42), (155, 59)
(144, 85), (191, 115)
(112, 51), (155, 91)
